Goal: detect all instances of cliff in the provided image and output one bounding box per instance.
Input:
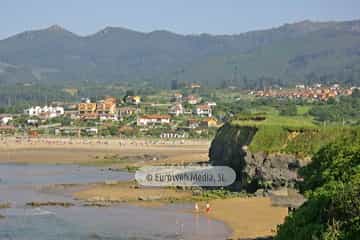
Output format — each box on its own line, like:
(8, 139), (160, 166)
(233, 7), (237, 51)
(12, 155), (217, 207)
(209, 121), (349, 192)
(209, 123), (299, 192)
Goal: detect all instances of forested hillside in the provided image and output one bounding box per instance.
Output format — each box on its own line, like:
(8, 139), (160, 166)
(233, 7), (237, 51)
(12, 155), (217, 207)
(0, 20), (360, 88)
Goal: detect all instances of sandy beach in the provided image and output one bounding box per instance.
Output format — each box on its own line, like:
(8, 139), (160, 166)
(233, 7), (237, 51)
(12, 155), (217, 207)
(0, 136), (288, 239)
(207, 198), (287, 239)
(74, 182), (288, 240)
(0, 137), (210, 165)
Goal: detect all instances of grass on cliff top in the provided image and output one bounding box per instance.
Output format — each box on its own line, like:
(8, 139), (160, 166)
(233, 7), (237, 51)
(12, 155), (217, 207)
(248, 125), (350, 156)
(229, 110), (350, 156)
(231, 113), (317, 130)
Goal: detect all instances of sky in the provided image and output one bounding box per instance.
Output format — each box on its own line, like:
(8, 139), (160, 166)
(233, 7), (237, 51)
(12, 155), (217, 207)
(1, 0), (360, 39)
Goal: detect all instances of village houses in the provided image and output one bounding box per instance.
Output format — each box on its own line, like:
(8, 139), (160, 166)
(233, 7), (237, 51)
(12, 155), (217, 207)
(14, 87), (222, 138)
(78, 97), (117, 121)
(252, 84), (353, 101)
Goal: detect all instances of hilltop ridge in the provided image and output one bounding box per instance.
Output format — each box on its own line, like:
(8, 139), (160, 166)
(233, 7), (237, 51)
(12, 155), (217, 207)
(0, 19), (360, 87)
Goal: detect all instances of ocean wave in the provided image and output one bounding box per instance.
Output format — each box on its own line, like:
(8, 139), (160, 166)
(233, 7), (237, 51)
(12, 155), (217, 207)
(29, 208), (55, 216)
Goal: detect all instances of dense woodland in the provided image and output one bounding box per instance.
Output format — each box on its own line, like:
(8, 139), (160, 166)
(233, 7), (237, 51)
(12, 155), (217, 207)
(1, 20), (360, 90)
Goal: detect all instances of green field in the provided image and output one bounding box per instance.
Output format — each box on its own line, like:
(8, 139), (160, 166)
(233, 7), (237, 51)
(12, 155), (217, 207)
(232, 109), (317, 129)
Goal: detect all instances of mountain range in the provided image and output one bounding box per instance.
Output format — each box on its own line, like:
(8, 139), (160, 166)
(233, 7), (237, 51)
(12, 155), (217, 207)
(0, 19), (360, 88)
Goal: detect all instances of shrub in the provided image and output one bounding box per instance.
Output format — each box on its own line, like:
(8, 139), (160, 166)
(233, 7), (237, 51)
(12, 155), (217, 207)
(275, 130), (360, 240)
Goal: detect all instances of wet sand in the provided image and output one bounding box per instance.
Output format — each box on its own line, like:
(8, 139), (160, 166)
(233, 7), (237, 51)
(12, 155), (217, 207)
(74, 181), (194, 205)
(74, 183), (288, 239)
(206, 198), (288, 239)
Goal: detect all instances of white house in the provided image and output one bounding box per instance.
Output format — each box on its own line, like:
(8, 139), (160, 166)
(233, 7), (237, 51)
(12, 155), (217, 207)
(0, 115), (13, 125)
(24, 106), (64, 119)
(194, 104), (212, 117)
(137, 114), (171, 126)
(99, 114), (118, 121)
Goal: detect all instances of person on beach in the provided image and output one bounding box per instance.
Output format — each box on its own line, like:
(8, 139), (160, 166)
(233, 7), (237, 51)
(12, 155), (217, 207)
(205, 202), (211, 213)
(194, 203), (199, 213)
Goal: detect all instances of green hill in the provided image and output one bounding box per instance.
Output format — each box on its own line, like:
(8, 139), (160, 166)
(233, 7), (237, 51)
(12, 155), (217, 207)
(0, 20), (360, 88)
(181, 28), (360, 87)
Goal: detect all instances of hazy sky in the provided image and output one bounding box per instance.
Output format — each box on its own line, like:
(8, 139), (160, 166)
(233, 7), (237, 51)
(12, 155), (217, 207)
(1, 0), (359, 39)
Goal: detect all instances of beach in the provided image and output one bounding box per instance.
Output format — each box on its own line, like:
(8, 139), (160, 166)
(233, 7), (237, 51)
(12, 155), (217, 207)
(207, 198), (287, 239)
(0, 137), (209, 165)
(73, 181), (288, 239)
(0, 136), (288, 239)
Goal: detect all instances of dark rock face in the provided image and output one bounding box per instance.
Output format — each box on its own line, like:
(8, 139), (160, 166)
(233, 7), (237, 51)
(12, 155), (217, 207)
(209, 123), (256, 174)
(209, 124), (301, 192)
(243, 151), (300, 191)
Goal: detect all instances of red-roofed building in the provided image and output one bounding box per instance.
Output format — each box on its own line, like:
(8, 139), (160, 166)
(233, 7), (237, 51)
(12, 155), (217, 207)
(194, 104), (212, 117)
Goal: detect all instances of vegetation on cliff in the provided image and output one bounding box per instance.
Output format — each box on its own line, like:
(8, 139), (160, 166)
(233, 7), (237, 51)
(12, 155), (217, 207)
(275, 130), (360, 240)
(209, 123), (300, 191)
(229, 112), (353, 157)
(210, 110), (359, 192)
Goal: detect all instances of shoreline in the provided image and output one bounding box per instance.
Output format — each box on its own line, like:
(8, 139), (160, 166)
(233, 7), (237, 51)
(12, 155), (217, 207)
(0, 137), (288, 239)
(0, 137), (210, 166)
(73, 182), (288, 240)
